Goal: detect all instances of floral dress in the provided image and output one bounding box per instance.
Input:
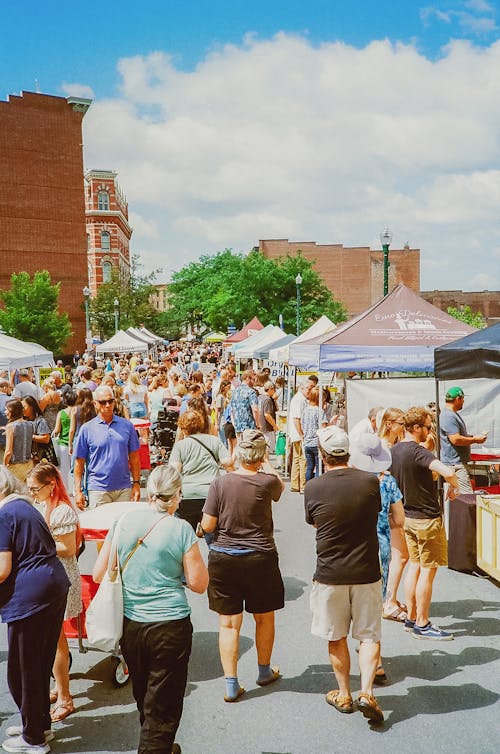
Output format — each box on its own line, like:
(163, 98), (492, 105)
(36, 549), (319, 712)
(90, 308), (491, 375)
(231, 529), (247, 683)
(42, 502), (82, 619)
(377, 471), (403, 599)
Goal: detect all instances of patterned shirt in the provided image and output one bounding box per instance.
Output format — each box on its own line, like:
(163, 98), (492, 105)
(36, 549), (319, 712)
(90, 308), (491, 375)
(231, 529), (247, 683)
(230, 384), (258, 433)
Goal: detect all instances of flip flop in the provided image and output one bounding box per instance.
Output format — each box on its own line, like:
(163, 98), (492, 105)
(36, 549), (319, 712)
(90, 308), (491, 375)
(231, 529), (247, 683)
(325, 689), (354, 714)
(256, 667), (281, 687)
(224, 686), (246, 703)
(50, 699), (75, 722)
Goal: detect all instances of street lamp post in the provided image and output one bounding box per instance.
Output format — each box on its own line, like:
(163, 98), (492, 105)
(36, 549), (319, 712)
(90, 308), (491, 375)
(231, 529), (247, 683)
(380, 227), (392, 297)
(114, 298), (119, 334)
(295, 273), (303, 336)
(82, 286), (92, 351)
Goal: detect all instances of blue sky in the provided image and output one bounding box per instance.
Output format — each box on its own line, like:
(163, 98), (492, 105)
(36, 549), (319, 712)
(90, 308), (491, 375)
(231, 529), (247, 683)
(2, 1), (500, 292)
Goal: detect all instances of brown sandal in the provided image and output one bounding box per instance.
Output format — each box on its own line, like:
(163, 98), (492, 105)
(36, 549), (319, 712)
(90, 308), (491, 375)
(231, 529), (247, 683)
(49, 690), (58, 704)
(356, 693), (384, 723)
(325, 689), (354, 713)
(50, 699), (75, 722)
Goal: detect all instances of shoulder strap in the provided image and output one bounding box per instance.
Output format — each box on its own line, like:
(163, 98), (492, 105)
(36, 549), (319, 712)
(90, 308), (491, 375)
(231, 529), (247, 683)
(121, 513), (169, 573)
(189, 435), (219, 466)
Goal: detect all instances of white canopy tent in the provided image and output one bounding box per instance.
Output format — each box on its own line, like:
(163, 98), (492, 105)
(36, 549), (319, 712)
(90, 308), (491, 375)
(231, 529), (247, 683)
(268, 315), (336, 363)
(139, 326), (163, 343)
(95, 330), (148, 354)
(0, 333), (54, 370)
(126, 327), (156, 345)
(232, 325), (285, 360)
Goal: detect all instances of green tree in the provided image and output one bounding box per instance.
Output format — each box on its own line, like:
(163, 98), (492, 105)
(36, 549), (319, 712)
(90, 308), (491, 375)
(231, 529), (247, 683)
(447, 305), (486, 329)
(90, 256), (160, 339)
(0, 270), (72, 352)
(164, 249), (346, 335)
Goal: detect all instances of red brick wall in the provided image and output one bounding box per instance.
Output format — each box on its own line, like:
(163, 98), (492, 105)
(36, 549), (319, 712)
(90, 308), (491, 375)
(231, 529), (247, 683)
(259, 239), (420, 317)
(0, 91), (88, 354)
(421, 290), (500, 325)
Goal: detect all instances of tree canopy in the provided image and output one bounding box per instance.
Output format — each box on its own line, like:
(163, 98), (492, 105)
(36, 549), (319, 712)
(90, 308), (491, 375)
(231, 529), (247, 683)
(447, 305), (486, 329)
(158, 249), (347, 338)
(0, 271), (72, 353)
(89, 256), (159, 339)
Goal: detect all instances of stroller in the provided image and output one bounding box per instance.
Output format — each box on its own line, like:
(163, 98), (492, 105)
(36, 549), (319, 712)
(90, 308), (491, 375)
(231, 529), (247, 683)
(150, 400), (179, 466)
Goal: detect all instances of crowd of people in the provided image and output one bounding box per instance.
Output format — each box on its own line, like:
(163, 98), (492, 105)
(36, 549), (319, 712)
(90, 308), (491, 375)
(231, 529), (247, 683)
(0, 343), (488, 754)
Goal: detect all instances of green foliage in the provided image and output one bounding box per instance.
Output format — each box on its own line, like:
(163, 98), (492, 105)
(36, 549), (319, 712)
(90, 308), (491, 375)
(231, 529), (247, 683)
(0, 271), (72, 352)
(163, 249), (347, 335)
(89, 256), (160, 339)
(447, 305), (486, 329)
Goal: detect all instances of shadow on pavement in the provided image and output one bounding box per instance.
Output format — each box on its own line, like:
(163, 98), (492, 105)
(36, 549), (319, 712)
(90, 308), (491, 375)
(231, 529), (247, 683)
(372, 682), (500, 731)
(430, 599), (500, 637)
(49, 710), (138, 752)
(382, 646), (500, 684)
(284, 576), (308, 602)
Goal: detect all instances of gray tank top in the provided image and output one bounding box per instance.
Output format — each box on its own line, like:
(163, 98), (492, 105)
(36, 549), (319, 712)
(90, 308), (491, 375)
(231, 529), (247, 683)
(11, 420), (33, 463)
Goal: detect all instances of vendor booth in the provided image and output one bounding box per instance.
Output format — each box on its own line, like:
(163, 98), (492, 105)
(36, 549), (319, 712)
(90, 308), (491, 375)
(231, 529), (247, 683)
(0, 332), (54, 370)
(223, 317), (264, 346)
(434, 323), (500, 581)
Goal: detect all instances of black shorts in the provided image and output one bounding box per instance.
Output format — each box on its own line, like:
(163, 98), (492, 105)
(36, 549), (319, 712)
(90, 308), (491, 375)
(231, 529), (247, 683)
(208, 550), (285, 615)
(223, 422), (236, 440)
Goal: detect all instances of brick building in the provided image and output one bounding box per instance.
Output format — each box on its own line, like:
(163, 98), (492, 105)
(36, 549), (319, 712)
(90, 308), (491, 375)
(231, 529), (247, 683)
(421, 290), (500, 325)
(150, 283), (170, 312)
(258, 239), (420, 317)
(0, 91), (91, 353)
(85, 169), (133, 295)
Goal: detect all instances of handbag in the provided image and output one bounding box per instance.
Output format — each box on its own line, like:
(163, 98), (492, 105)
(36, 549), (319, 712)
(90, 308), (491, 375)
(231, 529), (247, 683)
(85, 513), (168, 652)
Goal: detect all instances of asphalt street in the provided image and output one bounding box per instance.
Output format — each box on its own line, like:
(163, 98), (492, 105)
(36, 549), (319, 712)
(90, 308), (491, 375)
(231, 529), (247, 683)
(1, 483), (499, 754)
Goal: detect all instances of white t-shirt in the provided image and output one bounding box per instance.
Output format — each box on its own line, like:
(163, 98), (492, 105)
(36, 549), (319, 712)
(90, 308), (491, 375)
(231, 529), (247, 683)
(287, 391), (308, 442)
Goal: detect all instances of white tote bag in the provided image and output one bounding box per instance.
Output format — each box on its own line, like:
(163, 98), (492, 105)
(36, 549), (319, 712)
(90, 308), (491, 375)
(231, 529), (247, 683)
(86, 520), (124, 652)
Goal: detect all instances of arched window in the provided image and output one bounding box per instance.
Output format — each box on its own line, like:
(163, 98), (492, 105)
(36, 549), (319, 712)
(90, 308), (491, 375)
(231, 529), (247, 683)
(101, 231), (110, 250)
(98, 190), (110, 211)
(102, 260), (112, 283)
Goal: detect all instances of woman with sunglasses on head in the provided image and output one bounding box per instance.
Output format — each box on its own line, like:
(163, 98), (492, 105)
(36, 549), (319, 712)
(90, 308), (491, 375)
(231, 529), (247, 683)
(27, 462), (82, 723)
(93, 465), (208, 754)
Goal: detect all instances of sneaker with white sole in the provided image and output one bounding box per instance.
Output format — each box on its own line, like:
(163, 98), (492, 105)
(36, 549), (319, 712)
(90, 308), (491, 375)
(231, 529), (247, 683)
(1, 734), (50, 754)
(412, 622), (453, 641)
(5, 730), (53, 745)
(404, 619), (415, 632)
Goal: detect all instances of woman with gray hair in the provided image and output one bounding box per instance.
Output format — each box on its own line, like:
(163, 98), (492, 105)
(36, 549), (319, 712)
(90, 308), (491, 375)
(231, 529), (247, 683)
(93, 464), (208, 754)
(0, 465), (70, 753)
(199, 429), (285, 703)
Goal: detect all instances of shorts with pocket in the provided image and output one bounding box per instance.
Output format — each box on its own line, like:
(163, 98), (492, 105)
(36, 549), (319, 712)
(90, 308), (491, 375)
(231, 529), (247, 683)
(208, 549), (285, 615)
(404, 516), (448, 568)
(310, 580), (382, 643)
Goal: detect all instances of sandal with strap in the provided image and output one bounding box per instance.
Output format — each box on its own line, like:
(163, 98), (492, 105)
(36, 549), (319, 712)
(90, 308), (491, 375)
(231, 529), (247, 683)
(382, 606), (407, 623)
(356, 693), (384, 724)
(374, 665), (388, 686)
(50, 699), (75, 722)
(224, 686), (245, 703)
(256, 666), (281, 687)
(325, 689), (354, 714)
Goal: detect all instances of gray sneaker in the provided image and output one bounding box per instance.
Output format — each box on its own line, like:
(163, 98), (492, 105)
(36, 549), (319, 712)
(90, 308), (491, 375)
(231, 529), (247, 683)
(1, 734), (50, 753)
(5, 730), (53, 745)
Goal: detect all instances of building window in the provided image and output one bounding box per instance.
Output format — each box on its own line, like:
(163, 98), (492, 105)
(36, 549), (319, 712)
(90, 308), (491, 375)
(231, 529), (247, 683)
(87, 233), (90, 250)
(102, 260), (112, 283)
(101, 231), (110, 250)
(98, 190), (110, 211)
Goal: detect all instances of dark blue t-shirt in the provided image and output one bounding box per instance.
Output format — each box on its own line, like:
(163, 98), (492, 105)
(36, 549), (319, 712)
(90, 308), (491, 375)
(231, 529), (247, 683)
(0, 498), (70, 622)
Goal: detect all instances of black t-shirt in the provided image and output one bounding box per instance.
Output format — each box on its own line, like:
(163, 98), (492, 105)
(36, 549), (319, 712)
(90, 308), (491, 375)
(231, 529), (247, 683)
(203, 472), (283, 552)
(304, 467), (381, 585)
(390, 441), (440, 519)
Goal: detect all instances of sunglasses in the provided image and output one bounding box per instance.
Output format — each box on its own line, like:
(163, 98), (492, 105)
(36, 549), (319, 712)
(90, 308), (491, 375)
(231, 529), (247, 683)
(97, 398), (115, 405)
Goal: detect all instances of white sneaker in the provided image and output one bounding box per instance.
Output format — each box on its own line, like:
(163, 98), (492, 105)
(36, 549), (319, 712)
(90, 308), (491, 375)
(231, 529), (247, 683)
(2, 734), (50, 753)
(5, 730), (53, 744)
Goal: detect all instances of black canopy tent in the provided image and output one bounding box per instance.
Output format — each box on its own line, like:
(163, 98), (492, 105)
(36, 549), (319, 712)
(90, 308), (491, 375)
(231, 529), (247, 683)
(434, 322), (500, 380)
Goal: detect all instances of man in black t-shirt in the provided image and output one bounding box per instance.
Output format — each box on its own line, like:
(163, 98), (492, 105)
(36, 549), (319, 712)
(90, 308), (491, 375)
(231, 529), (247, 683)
(304, 426), (384, 724)
(391, 406), (459, 642)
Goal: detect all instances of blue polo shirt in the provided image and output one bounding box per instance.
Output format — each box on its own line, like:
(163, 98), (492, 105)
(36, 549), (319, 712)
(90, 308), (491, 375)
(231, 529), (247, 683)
(74, 414), (140, 491)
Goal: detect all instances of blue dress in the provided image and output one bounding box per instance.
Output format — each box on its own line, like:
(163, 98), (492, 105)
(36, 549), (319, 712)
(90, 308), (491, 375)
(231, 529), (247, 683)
(377, 472), (402, 598)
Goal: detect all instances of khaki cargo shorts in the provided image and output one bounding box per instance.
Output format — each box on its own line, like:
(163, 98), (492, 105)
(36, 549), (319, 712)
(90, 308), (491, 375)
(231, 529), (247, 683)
(404, 516), (448, 568)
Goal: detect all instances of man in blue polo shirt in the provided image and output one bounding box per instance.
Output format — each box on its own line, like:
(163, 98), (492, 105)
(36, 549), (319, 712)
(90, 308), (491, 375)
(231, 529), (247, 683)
(74, 385), (141, 509)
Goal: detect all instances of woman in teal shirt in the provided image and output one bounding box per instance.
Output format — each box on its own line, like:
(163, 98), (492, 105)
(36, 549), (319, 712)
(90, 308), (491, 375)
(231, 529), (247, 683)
(93, 465), (208, 754)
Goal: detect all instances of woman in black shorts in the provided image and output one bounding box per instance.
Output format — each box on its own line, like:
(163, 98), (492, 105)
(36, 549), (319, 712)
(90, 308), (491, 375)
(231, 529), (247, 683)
(200, 429), (285, 702)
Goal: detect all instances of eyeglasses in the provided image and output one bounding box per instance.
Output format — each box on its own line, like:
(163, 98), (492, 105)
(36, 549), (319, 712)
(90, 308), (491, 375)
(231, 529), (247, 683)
(28, 483), (49, 495)
(97, 399), (115, 405)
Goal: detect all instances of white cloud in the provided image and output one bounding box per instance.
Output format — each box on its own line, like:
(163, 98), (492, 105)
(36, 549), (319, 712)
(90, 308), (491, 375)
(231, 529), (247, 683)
(60, 82), (95, 99)
(420, 1), (497, 35)
(80, 34), (500, 292)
